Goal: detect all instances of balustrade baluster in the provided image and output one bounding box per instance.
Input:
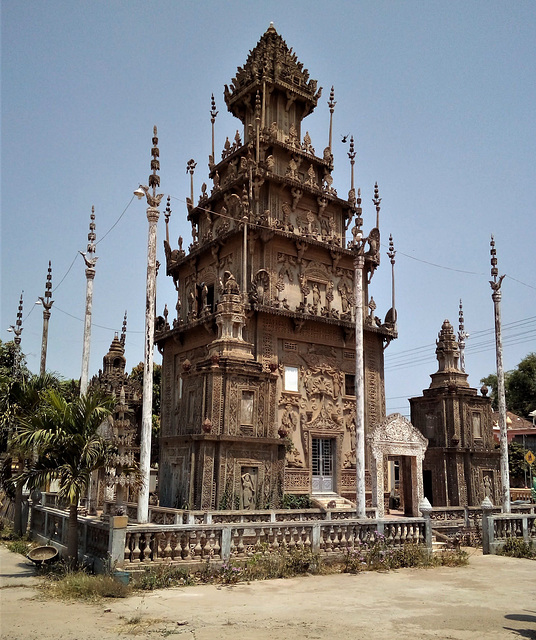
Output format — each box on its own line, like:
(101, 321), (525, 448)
(164, 531), (173, 560)
(304, 527), (311, 549)
(124, 532), (132, 563)
(131, 532), (141, 562)
(193, 532), (203, 559)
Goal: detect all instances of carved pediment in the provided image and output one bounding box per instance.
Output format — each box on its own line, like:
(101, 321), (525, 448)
(368, 413), (428, 449)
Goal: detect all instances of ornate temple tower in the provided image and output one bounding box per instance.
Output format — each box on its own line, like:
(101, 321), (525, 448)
(157, 25), (397, 510)
(89, 315), (142, 509)
(410, 320), (500, 506)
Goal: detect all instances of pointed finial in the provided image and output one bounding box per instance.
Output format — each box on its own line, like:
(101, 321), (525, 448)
(328, 87), (336, 150)
(187, 159), (196, 204)
(489, 234), (505, 294)
(387, 234), (396, 265)
(372, 182), (381, 228)
(165, 196), (171, 244)
(210, 93), (218, 122)
(120, 311), (127, 346)
(10, 292), (24, 346)
(39, 261), (54, 312)
(458, 299), (468, 372)
(149, 125), (160, 194)
(210, 94), (218, 163)
(328, 86), (336, 113)
(348, 136), (356, 196)
(88, 206), (96, 253)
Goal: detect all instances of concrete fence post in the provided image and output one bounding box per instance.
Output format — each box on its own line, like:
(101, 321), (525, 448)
(481, 497), (494, 555)
(419, 497), (433, 551)
(108, 516), (128, 570)
(311, 523), (320, 553)
(221, 527), (231, 561)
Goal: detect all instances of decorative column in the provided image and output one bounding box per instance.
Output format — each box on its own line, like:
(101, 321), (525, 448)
(135, 126), (163, 524)
(38, 261), (54, 376)
(350, 183), (366, 517)
(489, 236), (510, 512)
(80, 208), (97, 395)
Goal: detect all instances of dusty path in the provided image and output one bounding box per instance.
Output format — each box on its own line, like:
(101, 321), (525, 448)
(1, 546), (535, 639)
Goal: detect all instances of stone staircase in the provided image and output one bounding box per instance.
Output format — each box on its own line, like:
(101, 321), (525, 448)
(311, 493), (355, 511)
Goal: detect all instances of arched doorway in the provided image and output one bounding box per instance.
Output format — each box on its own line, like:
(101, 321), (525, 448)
(368, 413), (428, 517)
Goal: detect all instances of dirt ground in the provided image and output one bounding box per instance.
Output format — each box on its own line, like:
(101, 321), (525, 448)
(1, 546), (535, 640)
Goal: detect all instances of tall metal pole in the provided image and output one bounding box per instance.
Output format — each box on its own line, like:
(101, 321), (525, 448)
(39, 261), (54, 376)
(136, 126), (163, 524)
(80, 208), (97, 395)
(490, 235), (510, 512)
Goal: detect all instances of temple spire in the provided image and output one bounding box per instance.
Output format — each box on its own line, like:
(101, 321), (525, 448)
(120, 311), (127, 347)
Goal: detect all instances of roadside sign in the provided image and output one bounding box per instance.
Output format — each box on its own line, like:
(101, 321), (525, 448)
(525, 451), (535, 465)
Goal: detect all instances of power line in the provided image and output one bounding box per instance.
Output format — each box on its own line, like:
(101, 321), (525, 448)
(54, 305), (144, 333)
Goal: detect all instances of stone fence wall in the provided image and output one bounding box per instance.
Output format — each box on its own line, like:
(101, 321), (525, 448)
(30, 505), (127, 572)
(122, 517), (428, 567)
(482, 509), (536, 555)
(101, 500), (379, 525)
(29, 503), (429, 572)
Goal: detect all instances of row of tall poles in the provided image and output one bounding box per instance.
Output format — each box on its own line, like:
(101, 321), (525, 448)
(7, 123), (512, 519)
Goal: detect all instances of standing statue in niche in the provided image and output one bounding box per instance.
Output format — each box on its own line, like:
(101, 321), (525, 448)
(241, 472), (256, 510)
(483, 475), (493, 501)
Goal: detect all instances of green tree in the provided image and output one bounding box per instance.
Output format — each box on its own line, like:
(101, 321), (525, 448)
(508, 441), (531, 488)
(480, 353), (536, 417)
(129, 362), (161, 464)
(9, 390), (114, 565)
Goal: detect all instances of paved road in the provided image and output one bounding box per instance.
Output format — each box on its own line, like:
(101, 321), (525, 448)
(1, 546), (535, 639)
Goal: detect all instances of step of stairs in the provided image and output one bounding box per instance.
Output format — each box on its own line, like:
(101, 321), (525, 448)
(311, 493), (355, 511)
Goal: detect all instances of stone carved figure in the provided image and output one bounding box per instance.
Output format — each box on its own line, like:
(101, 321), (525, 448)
(241, 472), (256, 510)
(483, 475), (493, 501)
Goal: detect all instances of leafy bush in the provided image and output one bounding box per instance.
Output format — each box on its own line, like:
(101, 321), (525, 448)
(498, 537), (536, 559)
(343, 538), (468, 573)
(281, 494), (312, 509)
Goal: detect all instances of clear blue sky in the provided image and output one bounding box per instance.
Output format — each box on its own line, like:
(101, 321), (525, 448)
(2, 1), (535, 417)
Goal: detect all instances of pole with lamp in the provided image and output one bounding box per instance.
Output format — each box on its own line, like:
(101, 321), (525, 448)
(489, 235), (510, 512)
(36, 261), (54, 376)
(134, 126), (163, 523)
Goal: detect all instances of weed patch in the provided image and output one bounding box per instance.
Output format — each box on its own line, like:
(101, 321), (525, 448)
(39, 565), (131, 601)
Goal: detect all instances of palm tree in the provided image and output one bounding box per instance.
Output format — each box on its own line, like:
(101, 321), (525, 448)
(1, 373), (59, 535)
(10, 389), (114, 565)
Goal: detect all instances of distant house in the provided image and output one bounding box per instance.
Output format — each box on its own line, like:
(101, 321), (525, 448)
(493, 411), (536, 450)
